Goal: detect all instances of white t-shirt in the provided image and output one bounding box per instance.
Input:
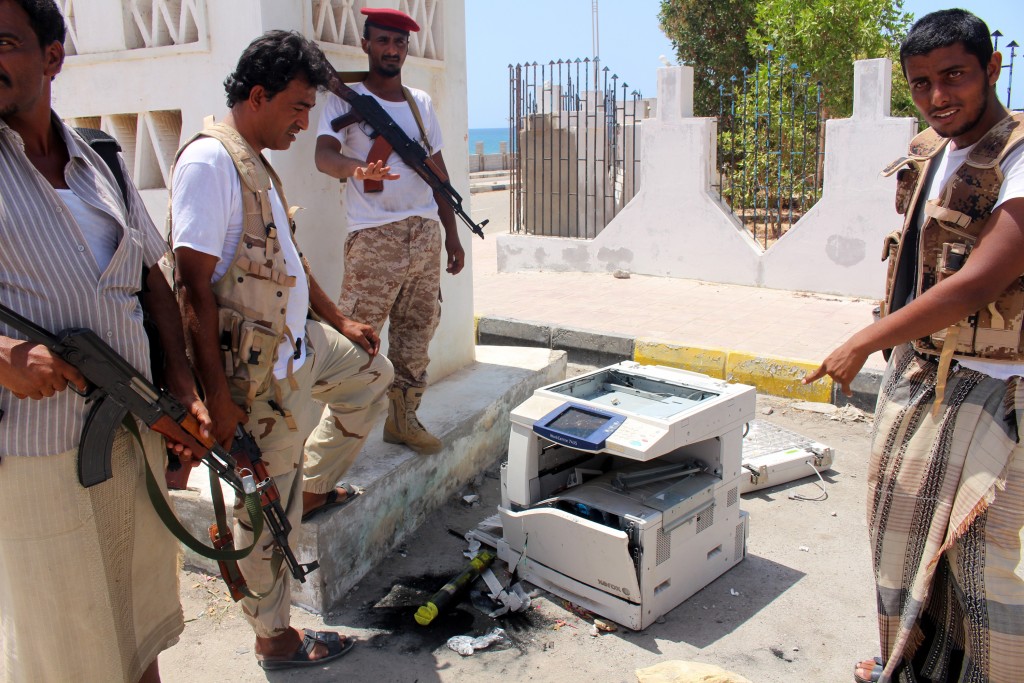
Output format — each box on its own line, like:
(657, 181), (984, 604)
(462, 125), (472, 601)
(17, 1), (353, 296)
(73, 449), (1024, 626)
(56, 188), (120, 272)
(316, 83), (443, 232)
(918, 140), (1024, 379)
(170, 137), (309, 378)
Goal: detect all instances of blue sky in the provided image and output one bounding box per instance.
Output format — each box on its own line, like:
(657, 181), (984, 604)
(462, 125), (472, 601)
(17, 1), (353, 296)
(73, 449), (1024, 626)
(465, 0), (1024, 129)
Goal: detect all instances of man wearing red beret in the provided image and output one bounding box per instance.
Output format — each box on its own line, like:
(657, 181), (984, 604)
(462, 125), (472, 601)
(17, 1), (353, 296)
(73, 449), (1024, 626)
(315, 7), (464, 456)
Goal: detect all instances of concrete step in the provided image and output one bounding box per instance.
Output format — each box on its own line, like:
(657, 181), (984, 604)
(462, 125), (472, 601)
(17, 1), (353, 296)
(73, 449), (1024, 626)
(170, 346), (566, 614)
(469, 172), (512, 193)
(469, 170), (510, 179)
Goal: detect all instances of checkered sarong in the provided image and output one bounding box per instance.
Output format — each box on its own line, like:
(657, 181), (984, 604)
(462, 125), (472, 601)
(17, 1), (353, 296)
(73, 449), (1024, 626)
(869, 344), (1024, 682)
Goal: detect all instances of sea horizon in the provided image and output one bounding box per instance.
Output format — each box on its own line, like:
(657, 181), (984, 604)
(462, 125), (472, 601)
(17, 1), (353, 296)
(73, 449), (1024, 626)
(468, 127), (510, 155)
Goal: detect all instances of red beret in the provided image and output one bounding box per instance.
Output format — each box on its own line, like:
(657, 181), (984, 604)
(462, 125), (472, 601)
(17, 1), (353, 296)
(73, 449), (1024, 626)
(360, 7), (420, 33)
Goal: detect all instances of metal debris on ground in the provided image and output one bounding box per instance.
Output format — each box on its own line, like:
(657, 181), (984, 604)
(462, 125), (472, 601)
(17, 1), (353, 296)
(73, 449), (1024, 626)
(478, 567), (531, 617)
(446, 628), (507, 656)
(561, 600), (594, 620)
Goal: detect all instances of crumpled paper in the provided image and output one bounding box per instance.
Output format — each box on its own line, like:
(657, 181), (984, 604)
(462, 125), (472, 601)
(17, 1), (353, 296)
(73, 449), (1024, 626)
(446, 627), (507, 656)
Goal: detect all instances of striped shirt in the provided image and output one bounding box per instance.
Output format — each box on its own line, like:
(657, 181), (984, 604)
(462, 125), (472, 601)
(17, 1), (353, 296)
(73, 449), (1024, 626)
(0, 113), (170, 457)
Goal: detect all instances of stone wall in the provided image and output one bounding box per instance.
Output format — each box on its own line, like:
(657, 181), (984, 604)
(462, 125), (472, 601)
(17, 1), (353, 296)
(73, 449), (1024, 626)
(496, 59), (918, 300)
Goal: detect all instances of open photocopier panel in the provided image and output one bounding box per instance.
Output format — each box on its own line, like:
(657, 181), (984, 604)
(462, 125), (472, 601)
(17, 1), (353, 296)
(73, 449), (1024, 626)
(498, 362), (756, 629)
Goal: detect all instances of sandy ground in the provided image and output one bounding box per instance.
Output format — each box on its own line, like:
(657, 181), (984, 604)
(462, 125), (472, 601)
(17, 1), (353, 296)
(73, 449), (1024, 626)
(159, 391), (880, 683)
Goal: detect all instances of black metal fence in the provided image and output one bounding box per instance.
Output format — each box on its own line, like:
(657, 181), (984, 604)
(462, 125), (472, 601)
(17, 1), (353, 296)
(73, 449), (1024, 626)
(508, 59), (648, 238)
(715, 49), (826, 248)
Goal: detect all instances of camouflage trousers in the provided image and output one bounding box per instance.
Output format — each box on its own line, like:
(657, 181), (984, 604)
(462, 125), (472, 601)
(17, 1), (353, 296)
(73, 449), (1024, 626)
(233, 319), (392, 638)
(339, 216), (442, 391)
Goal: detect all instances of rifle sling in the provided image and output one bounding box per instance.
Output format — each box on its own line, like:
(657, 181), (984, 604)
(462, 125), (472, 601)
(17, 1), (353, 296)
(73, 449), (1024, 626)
(124, 416), (263, 563)
(208, 463), (283, 600)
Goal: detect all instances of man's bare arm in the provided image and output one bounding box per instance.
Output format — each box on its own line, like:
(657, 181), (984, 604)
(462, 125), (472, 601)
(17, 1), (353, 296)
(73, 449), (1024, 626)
(175, 248), (248, 447)
(141, 265), (213, 459)
(0, 336), (85, 400)
(429, 152), (465, 275)
(314, 135), (398, 182)
(806, 197), (1024, 394)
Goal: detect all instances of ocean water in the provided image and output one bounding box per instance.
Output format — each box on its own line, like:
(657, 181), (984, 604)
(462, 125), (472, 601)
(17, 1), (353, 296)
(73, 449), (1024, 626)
(468, 127), (510, 155)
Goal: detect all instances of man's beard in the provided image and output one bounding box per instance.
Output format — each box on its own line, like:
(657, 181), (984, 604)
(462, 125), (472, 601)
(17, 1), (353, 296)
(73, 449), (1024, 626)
(934, 88), (989, 140)
(0, 76), (17, 118)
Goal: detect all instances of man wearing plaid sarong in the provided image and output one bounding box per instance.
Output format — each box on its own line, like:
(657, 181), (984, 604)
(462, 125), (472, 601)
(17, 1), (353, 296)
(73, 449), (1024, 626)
(805, 9), (1024, 683)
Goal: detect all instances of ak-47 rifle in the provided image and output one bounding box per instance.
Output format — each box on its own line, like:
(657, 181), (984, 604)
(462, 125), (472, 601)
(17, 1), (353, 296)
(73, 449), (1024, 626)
(326, 68), (488, 239)
(211, 426), (319, 599)
(0, 302), (317, 585)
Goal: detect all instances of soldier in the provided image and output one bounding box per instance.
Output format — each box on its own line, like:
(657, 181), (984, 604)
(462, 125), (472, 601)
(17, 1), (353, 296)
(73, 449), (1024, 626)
(804, 10), (1024, 683)
(169, 31), (393, 669)
(0, 1), (211, 680)
(314, 6), (465, 455)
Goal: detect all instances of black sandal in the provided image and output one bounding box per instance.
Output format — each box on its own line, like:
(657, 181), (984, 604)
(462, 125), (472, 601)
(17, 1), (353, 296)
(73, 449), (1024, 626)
(853, 656), (883, 683)
(257, 629), (355, 670)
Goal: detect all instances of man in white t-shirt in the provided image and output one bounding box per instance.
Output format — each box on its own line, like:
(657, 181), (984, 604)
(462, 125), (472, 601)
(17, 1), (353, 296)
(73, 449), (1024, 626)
(804, 10), (1024, 683)
(170, 31), (393, 670)
(314, 7), (465, 455)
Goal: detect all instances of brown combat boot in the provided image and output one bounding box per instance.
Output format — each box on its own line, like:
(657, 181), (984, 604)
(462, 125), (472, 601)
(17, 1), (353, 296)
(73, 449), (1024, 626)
(383, 387), (442, 455)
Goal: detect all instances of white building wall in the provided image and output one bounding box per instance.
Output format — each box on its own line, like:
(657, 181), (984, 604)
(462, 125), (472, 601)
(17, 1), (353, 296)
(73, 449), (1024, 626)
(54, 0), (474, 384)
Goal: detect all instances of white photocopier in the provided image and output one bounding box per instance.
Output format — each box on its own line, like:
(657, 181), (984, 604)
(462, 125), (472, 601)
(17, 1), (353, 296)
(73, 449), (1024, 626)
(496, 362), (756, 629)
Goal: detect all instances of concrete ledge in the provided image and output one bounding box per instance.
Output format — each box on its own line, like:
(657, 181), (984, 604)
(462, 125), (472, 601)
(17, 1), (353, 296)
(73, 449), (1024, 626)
(477, 315), (882, 406)
(725, 352), (832, 403)
(470, 183), (509, 194)
(552, 326), (634, 368)
(476, 316), (551, 348)
(834, 367), (885, 412)
(635, 339), (727, 378)
(170, 346), (566, 614)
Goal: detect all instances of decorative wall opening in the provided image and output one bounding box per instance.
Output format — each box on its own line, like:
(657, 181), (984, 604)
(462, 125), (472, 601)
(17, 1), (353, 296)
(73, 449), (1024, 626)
(68, 110), (183, 191)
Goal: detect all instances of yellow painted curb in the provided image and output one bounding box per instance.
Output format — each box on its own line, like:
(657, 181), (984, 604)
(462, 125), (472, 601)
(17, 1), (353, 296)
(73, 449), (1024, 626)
(725, 352), (832, 403)
(473, 316), (480, 343)
(634, 339), (727, 379)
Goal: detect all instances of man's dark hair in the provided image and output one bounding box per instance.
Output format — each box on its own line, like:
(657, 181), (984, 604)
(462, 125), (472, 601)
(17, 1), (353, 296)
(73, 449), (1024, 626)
(223, 30), (332, 107)
(13, 0), (66, 47)
(900, 9), (993, 74)
(363, 21), (408, 41)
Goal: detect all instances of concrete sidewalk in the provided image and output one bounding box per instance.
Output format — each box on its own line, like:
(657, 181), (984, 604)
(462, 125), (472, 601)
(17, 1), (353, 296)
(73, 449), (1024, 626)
(468, 188), (887, 410)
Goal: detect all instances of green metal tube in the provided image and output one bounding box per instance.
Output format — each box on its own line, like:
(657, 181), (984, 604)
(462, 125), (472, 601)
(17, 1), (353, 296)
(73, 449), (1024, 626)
(414, 550), (496, 626)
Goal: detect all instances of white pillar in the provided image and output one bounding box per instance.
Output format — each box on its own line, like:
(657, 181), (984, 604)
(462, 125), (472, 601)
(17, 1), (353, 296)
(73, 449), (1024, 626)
(852, 58), (893, 120)
(656, 66), (694, 122)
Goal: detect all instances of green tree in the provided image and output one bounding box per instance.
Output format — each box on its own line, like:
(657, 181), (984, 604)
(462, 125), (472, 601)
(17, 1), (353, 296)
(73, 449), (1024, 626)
(658, 0), (758, 117)
(747, 0), (913, 117)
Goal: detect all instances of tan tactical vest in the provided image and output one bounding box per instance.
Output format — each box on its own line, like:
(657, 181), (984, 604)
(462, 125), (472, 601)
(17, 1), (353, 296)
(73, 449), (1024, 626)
(167, 122), (302, 415)
(881, 112), (1024, 362)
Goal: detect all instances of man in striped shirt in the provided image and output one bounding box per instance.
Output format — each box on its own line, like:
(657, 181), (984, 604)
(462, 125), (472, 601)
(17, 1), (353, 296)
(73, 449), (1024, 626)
(0, 1), (210, 681)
